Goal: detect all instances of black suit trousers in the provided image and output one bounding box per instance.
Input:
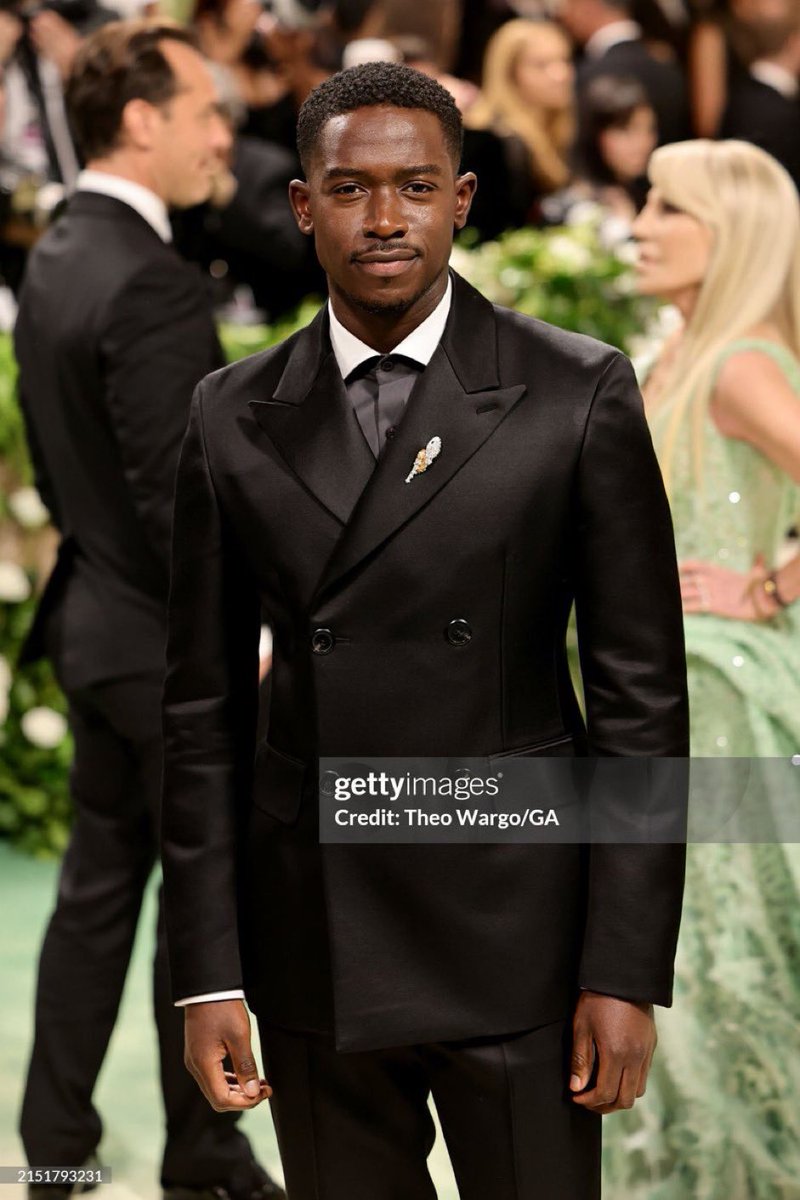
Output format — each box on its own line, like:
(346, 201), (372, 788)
(19, 671), (252, 1188)
(259, 1017), (601, 1200)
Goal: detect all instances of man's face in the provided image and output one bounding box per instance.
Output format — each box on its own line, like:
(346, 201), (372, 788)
(150, 41), (232, 208)
(290, 105), (476, 317)
(558, 0), (592, 45)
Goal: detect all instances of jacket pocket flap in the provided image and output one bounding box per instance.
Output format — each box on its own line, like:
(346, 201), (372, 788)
(252, 741), (306, 824)
(489, 733), (575, 761)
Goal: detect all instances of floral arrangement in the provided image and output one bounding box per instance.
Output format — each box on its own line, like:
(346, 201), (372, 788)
(0, 219), (663, 856)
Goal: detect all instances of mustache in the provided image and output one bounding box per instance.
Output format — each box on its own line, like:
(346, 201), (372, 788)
(350, 242), (420, 261)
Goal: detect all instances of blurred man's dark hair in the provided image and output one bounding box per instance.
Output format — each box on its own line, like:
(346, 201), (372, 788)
(66, 18), (199, 161)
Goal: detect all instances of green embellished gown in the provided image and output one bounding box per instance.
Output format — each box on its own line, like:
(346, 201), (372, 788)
(601, 339), (800, 1200)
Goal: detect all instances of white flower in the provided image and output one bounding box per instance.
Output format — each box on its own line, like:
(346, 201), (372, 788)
(613, 237), (639, 266)
(21, 706), (68, 748)
(0, 657), (10, 726)
(8, 486), (50, 528)
(448, 245), (475, 278)
(565, 200), (605, 228)
(0, 561), (31, 602)
(545, 235), (593, 274)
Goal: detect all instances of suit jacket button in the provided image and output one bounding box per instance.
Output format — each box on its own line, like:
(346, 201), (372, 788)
(311, 627), (335, 655)
(445, 618), (472, 646)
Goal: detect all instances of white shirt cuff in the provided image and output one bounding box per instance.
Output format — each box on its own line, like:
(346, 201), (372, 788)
(174, 989), (246, 1006)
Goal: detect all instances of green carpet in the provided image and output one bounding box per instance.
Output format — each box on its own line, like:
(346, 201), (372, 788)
(0, 842), (457, 1199)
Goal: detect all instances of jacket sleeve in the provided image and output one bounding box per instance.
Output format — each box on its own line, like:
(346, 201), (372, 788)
(160, 382), (261, 1001)
(100, 261), (222, 587)
(572, 350), (689, 1007)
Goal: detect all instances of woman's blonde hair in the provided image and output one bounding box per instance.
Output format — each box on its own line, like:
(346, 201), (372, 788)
(465, 18), (574, 192)
(647, 139), (800, 493)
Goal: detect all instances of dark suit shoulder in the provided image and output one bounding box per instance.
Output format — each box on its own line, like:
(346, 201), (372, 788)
(492, 301), (622, 384)
(197, 321), (308, 413)
(24, 198), (193, 316)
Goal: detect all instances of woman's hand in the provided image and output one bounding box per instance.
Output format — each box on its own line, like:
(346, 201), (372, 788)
(679, 555), (779, 621)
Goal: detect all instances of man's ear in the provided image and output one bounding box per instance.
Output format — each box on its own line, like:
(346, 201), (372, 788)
(289, 179), (314, 235)
(120, 97), (158, 152)
(453, 171), (478, 231)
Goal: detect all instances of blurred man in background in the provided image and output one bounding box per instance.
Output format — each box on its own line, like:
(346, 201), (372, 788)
(560, 0), (691, 144)
(720, 0), (800, 187)
(14, 19), (284, 1200)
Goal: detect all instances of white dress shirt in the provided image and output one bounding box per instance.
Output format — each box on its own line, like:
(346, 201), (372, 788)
(584, 20), (643, 58)
(327, 274), (453, 377)
(174, 277), (453, 1008)
(750, 60), (799, 99)
(76, 169), (173, 243)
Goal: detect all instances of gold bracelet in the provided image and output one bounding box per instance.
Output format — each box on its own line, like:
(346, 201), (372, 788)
(762, 571), (790, 609)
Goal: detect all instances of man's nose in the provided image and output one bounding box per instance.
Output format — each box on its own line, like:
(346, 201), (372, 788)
(363, 189), (408, 240)
(212, 113), (234, 157)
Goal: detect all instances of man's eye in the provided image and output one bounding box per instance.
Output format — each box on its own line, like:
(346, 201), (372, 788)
(333, 184), (362, 195)
(405, 182), (434, 194)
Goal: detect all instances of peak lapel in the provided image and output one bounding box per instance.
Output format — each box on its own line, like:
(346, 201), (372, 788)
(312, 279), (526, 602)
(248, 310), (376, 526)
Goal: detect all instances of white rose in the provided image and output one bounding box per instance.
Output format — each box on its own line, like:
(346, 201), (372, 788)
(613, 237), (639, 266)
(21, 706), (68, 749)
(565, 200), (605, 228)
(448, 245), (474, 278)
(8, 486), (50, 529)
(0, 561), (31, 603)
(545, 235), (593, 274)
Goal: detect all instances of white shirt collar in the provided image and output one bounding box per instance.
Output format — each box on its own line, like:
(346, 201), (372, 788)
(585, 20), (642, 58)
(328, 275), (452, 380)
(76, 169), (172, 243)
(750, 60), (799, 99)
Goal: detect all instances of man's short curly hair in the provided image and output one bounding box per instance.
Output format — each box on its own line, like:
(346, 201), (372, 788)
(296, 62), (463, 176)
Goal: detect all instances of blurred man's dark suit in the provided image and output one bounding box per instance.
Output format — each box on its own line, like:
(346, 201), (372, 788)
(719, 73), (800, 190)
(13, 188), (264, 1192)
(172, 134), (322, 320)
(161, 270), (690, 1198)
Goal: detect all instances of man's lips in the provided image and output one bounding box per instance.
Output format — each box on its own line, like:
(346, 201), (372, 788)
(353, 249), (419, 277)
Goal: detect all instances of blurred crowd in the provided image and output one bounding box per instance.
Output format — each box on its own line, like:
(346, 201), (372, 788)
(0, 0), (798, 318)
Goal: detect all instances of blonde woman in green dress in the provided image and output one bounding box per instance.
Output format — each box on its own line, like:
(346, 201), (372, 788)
(601, 140), (800, 1198)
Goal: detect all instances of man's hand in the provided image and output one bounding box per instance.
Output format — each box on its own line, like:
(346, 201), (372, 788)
(569, 990), (656, 1114)
(29, 11), (82, 80)
(184, 999), (272, 1111)
(0, 11), (23, 65)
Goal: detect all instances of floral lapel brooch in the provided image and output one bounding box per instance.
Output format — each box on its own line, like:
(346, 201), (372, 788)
(404, 436), (442, 484)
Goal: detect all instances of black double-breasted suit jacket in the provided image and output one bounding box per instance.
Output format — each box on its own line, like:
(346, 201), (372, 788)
(161, 270), (689, 1053)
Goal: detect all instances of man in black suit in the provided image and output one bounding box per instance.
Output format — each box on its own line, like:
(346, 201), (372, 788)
(15, 19), (283, 1200)
(719, 15), (800, 189)
(162, 62), (689, 1200)
(559, 0), (691, 145)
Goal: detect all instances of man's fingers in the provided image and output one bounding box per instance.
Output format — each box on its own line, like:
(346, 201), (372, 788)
(183, 1000), (269, 1112)
(636, 1040), (656, 1097)
(613, 1066), (639, 1111)
(190, 1060), (267, 1111)
(569, 1022), (596, 1091)
(228, 1041), (263, 1098)
(571, 1044), (623, 1111)
(224, 1069), (273, 1098)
